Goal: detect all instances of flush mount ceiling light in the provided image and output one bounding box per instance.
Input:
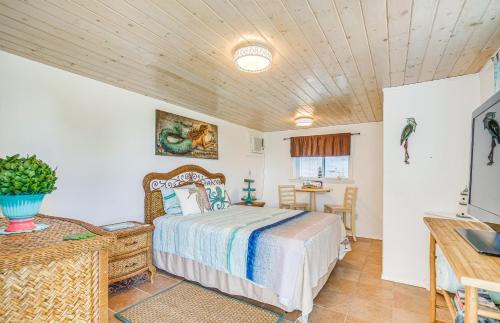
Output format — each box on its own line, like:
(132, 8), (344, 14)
(233, 44), (272, 73)
(294, 115), (314, 127)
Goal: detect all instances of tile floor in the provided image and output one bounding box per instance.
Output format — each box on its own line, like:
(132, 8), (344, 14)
(108, 238), (452, 323)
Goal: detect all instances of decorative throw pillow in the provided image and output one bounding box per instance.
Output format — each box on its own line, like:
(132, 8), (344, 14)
(174, 187), (204, 216)
(204, 184), (231, 211)
(160, 184), (194, 216)
(194, 183), (212, 212)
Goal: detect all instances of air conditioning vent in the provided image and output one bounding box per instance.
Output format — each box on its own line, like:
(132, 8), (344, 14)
(250, 135), (264, 154)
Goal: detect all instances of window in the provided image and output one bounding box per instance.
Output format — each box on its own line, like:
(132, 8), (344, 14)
(293, 156), (350, 180)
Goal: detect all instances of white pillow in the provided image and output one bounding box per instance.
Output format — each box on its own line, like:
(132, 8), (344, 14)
(174, 187), (203, 216)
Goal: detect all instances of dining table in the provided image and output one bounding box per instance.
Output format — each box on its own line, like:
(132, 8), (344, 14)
(296, 187), (331, 212)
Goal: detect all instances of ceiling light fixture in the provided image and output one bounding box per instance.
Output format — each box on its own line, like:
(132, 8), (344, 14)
(294, 115), (313, 127)
(233, 44), (272, 73)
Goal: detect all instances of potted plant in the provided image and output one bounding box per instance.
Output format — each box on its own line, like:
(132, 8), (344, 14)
(0, 154), (57, 232)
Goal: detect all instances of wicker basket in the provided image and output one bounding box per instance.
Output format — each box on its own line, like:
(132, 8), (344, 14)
(0, 214), (113, 323)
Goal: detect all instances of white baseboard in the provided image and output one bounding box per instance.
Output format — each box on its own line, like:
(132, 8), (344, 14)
(381, 272), (428, 290)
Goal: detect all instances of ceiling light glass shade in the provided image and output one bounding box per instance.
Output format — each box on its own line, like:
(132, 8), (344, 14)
(295, 116), (313, 127)
(234, 45), (272, 73)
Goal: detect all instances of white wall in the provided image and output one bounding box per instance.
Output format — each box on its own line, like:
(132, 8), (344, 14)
(0, 51), (264, 225)
(262, 122), (383, 240)
(382, 74), (481, 288)
(479, 59), (496, 102)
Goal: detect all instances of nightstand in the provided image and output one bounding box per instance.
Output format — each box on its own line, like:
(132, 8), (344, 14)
(234, 201), (266, 207)
(101, 221), (156, 284)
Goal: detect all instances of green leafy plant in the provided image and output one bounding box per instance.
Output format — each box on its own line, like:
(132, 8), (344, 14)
(0, 154), (57, 195)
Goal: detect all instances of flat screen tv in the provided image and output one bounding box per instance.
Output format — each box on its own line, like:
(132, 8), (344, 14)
(462, 90), (500, 256)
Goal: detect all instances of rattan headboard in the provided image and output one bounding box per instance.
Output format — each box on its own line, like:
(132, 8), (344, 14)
(143, 165), (226, 224)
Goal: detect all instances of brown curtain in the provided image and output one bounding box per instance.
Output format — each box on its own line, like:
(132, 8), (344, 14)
(290, 133), (351, 157)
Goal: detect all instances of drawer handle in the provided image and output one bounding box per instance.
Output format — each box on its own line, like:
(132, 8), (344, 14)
(125, 262), (137, 268)
(124, 241), (138, 247)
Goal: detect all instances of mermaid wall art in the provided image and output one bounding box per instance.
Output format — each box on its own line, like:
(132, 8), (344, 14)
(155, 110), (218, 159)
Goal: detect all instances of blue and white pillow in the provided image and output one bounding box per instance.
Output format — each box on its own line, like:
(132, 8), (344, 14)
(160, 184), (194, 216)
(204, 184), (231, 211)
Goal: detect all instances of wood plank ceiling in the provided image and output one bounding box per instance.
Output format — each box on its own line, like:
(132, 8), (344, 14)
(0, 0), (499, 131)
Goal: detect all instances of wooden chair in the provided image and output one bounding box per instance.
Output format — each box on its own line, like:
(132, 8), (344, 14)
(278, 185), (309, 210)
(324, 187), (358, 241)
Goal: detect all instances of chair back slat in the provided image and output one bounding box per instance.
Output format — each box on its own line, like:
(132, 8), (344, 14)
(343, 186), (358, 210)
(278, 185), (297, 205)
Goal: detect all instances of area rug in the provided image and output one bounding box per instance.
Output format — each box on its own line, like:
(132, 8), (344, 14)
(115, 281), (284, 323)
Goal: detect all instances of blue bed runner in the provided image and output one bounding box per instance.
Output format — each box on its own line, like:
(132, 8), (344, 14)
(246, 211), (310, 281)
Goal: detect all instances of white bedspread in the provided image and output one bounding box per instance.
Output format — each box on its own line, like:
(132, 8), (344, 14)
(153, 206), (349, 315)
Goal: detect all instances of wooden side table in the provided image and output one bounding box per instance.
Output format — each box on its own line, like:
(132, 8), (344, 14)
(101, 221), (156, 284)
(424, 217), (500, 323)
(234, 201), (266, 207)
(296, 187), (331, 211)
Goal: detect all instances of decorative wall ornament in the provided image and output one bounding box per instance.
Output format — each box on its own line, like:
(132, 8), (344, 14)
(483, 112), (499, 165)
(155, 110), (218, 159)
(241, 178), (257, 204)
(400, 118), (417, 164)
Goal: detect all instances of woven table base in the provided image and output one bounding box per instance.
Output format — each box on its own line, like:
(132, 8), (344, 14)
(115, 281), (284, 323)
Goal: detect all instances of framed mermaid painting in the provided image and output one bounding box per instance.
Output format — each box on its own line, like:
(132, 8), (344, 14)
(155, 110), (218, 159)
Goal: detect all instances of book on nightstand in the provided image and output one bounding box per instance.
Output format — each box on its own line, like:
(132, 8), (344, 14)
(100, 221), (140, 232)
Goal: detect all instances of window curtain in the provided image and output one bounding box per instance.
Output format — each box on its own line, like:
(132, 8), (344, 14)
(493, 50), (500, 92)
(290, 133), (351, 157)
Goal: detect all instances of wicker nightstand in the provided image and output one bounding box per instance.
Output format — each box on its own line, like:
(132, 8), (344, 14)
(102, 221), (156, 284)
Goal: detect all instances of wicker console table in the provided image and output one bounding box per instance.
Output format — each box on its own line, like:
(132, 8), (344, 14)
(0, 214), (113, 323)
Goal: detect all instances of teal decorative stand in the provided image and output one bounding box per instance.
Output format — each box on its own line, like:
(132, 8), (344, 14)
(241, 178), (257, 204)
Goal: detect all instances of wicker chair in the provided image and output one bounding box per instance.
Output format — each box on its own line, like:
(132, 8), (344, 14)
(324, 186), (358, 241)
(278, 185), (309, 210)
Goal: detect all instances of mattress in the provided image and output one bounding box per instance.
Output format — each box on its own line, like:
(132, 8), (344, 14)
(152, 206), (349, 316)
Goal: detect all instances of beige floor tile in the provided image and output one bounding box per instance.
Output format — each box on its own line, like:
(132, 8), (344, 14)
(365, 256), (382, 265)
(437, 307), (453, 323)
(345, 317), (372, 323)
(357, 275), (394, 290)
(393, 290), (428, 315)
(337, 261), (365, 272)
(362, 262), (382, 273)
(347, 298), (393, 323)
(344, 250), (368, 260)
(392, 308), (429, 323)
(135, 274), (181, 294)
(324, 277), (358, 295)
(108, 309), (121, 323)
(332, 267), (362, 282)
(308, 305), (347, 323)
(354, 282), (394, 308)
(359, 269), (382, 280)
(314, 289), (353, 314)
(392, 282), (429, 299)
(108, 287), (150, 312)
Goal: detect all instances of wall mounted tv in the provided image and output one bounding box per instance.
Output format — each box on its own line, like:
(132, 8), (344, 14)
(468, 90), (500, 227)
(461, 90), (500, 256)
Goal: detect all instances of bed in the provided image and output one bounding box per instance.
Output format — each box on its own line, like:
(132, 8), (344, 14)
(143, 165), (350, 322)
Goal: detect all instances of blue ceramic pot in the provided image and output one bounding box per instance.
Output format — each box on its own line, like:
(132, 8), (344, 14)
(0, 194), (45, 221)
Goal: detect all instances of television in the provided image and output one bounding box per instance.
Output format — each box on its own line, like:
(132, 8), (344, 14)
(458, 91), (500, 256)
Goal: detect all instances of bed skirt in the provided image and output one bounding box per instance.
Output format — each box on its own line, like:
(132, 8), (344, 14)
(153, 250), (337, 315)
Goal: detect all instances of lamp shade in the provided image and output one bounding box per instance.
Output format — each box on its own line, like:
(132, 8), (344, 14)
(294, 116), (314, 127)
(234, 45), (272, 73)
